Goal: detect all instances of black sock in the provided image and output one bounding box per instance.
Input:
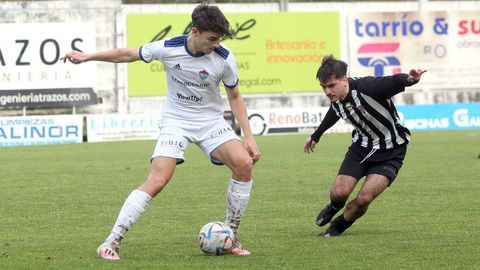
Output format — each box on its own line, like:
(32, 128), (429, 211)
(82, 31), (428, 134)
(330, 214), (354, 233)
(331, 200), (345, 210)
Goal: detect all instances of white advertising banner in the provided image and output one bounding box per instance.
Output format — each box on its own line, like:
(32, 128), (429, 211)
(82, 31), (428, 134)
(0, 23), (97, 107)
(87, 114), (162, 142)
(348, 11), (480, 88)
(247, 108), (352, 136)
(0, 115), (83, 146)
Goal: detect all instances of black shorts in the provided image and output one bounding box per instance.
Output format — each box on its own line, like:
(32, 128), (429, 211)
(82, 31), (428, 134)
(338, 143), (408, 185)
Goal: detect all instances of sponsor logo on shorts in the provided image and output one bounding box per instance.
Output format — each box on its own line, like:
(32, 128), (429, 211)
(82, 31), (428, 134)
(210, 127), (233, 138)
(158, 139), (184, 149)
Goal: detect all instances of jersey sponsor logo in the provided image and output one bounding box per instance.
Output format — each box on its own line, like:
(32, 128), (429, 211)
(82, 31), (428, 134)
(176, 93), (203, 103)
(173, 63), (182, 70)
(171, 75), (210, 88)
(198, 70), (209, 80)
(357, 42), (401, 76)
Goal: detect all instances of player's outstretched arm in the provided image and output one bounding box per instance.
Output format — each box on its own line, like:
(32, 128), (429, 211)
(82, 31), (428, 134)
(61, 48), (141, 64)
(226, 85), (261, 164)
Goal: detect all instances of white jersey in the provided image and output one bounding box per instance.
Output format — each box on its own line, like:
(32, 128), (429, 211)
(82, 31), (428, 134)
(139, 35), (239, 122)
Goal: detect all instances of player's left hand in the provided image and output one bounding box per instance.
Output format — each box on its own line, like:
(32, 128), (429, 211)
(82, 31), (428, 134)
(244, 136), (261, 165)
(304, 137), (317, 154)
(407, 69), (427, 83)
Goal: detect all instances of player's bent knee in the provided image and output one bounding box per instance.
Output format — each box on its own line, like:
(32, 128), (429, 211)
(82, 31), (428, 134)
(331, 187), (351, 201)
(230, 157), (253, 180)
(234, 156), (253, 172)
(355, 193), (375, 207)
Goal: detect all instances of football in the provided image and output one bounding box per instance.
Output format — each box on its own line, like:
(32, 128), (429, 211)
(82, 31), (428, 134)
(198, 221), (234, 256)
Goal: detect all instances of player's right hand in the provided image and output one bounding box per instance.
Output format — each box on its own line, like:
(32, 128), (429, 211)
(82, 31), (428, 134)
(304, 137), (317, 154)
(60, 50), (88, 63)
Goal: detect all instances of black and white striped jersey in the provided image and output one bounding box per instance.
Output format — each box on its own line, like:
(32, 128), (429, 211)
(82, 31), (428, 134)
(311, 74), (417, 149)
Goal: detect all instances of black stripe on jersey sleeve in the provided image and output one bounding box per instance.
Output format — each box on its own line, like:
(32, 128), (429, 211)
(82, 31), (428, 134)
(214, 46), (230, 60)
(138, 46), (148, 63)
(224, 78), (239, 89)
(165, 35), (187, 47)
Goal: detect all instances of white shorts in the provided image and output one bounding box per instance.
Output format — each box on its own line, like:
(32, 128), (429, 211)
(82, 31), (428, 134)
(151, 117), (241, 165)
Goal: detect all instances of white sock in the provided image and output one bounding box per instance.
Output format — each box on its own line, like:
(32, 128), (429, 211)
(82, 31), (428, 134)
(106, 189), (152, 244)
(225, 178), (252, 236)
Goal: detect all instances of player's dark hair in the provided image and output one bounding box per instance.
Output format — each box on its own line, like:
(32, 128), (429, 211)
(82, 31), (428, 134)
(191, 1), (232, 38)
(316, 55), (348, 83)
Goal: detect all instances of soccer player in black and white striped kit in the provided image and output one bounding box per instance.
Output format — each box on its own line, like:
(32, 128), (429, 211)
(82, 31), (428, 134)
(304, 55), (426, 237)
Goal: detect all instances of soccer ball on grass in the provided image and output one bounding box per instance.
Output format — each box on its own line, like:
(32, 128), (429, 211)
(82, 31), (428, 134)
(198, 221), (234, 256)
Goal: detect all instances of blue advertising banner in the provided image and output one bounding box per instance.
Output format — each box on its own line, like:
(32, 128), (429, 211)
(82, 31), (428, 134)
(397, 102), (480, 131)
(248, 103), (480, 136)
(0, 115), (83, 146)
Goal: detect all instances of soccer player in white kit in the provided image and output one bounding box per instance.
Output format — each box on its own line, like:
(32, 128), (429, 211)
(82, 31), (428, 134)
(62, 1), (260, 259)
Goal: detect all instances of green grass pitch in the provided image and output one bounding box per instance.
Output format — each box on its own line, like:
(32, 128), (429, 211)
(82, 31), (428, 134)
(0, 130), (479, 270)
